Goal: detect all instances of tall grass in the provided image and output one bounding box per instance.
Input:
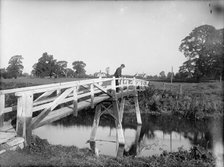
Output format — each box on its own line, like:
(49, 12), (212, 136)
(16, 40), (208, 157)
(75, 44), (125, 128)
(137, 84), (223, 119)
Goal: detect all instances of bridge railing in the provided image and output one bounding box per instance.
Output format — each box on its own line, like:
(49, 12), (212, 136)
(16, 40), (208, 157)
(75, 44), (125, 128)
(0, 77), (149, 128)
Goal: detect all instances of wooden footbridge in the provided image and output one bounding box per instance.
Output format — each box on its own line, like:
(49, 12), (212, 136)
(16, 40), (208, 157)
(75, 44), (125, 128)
(0, 77), (148, 157)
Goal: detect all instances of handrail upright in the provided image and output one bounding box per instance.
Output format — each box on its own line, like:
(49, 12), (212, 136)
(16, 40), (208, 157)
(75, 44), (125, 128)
(0, 94), (5, 127)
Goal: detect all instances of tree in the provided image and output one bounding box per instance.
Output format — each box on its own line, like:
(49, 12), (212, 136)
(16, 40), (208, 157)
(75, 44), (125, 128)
(179, 25), (224, 81)
(65, 68), (75, 78)
(72, 61), (86, 77)
(159, 71), (166, 79)
(6, 55), (24, 78)
(32, 52), (58, 78)
(105, 67), (110, 77)
(167, 72), (174, 79)
(55, 61), (68, 77)
(0, 68), (7, 78)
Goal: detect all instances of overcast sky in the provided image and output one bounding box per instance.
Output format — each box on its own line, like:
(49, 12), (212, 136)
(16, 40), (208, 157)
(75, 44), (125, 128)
(0, 0), (223, 76)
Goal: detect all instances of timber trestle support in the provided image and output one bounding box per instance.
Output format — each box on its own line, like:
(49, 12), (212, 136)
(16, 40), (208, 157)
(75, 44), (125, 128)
(89, 89), (142, 157)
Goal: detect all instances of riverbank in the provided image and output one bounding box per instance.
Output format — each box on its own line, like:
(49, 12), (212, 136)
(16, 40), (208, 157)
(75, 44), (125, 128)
(133, 81), (223, 119)
(0, 135), (216, 167)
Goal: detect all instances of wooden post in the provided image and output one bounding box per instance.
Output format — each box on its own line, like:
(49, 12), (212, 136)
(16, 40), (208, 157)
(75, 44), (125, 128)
(90, 83), (94, 109)
(179, 84), (182, 95)
(112, 77), (118, 99)
(99, 75), (102, 86)
(0, 94), (5, 127)
(120, 78), (124, 97)
(133, 77), (136, 90)
(134, 95), (142, 125)
(16, 92), (33, 146)
(126, 78), (129, 91)
(134, 125), (142, 156)
(73, 86), (78, 116)
(119, 98), (125, 123)
(133, 78), (142, 125)
(90, 104), (101, 142)
(56, 89), (61, 96)
(163, 83), (165, 91)
(112, 99), (125, 157)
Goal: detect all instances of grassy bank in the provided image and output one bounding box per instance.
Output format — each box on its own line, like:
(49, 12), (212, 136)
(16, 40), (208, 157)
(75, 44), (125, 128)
(132, 81), (223, 119)
(0, 136), (216, 167)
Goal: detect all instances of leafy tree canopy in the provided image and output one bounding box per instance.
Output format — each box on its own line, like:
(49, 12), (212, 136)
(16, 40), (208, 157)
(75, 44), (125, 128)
(179, 25), (224, 81)
(32, 52), (57, 78)
(159, 71), (166, 78)
(72, 61), (86, 77)
(6, 55), (24, 78)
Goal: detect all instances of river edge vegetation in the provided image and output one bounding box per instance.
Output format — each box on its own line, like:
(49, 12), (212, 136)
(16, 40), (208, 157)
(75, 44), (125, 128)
(0, 135), (216, 167)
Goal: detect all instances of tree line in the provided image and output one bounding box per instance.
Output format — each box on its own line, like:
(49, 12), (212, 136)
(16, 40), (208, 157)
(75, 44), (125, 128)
(0, 52), (87, 79)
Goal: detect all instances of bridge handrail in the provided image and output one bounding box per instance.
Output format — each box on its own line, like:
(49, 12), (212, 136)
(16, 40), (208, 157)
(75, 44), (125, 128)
(0, 77), (148, 95)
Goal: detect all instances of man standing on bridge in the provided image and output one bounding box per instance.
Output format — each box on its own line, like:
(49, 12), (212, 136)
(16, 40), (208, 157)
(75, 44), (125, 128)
(114, 64), (125, 92)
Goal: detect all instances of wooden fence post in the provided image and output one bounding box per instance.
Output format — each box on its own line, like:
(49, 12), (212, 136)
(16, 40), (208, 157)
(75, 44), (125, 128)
(163, 83), (165, 91)
(16, 92), (33, 146)
(0, 94), (5, 127)
(179, 84), (182, 95)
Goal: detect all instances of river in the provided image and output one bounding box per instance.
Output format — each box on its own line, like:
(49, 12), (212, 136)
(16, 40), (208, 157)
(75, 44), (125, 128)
(33, 112), (223, 162)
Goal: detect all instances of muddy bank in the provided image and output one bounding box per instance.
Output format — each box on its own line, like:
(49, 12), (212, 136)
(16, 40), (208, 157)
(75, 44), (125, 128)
(0, 136), (216, 167)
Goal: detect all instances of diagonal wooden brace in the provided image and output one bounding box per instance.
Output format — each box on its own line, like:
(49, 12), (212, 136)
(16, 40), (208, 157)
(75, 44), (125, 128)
(31, 87), (74, 129)
(94, 83), (112, 97)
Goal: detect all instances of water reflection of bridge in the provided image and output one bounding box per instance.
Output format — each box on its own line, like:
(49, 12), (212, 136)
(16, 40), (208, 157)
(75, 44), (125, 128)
(49, 112), (215, 156)
(111, 126), (213, 157)
(0, 77), (148, 156)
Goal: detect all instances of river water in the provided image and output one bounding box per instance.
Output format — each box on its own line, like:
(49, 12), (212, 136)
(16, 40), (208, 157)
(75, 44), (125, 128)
(33, 112), (223, 162)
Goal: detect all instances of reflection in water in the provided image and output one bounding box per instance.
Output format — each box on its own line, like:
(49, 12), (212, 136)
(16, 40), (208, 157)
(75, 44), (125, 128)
(33, 113), (223, 159)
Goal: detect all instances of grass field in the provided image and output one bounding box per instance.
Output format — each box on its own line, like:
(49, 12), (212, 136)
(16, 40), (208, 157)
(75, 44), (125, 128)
(150, 80), (223, 102)
(0, 77), (85, 90)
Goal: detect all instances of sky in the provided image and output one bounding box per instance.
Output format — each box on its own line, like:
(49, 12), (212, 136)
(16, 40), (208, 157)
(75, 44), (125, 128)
(0, 0), (223, 76)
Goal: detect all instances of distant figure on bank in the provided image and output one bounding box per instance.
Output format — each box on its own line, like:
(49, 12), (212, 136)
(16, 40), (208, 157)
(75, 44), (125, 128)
(114, 64), (125, 92)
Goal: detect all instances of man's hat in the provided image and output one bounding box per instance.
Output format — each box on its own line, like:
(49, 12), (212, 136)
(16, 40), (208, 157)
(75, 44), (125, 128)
(121, 64), (125, 67)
